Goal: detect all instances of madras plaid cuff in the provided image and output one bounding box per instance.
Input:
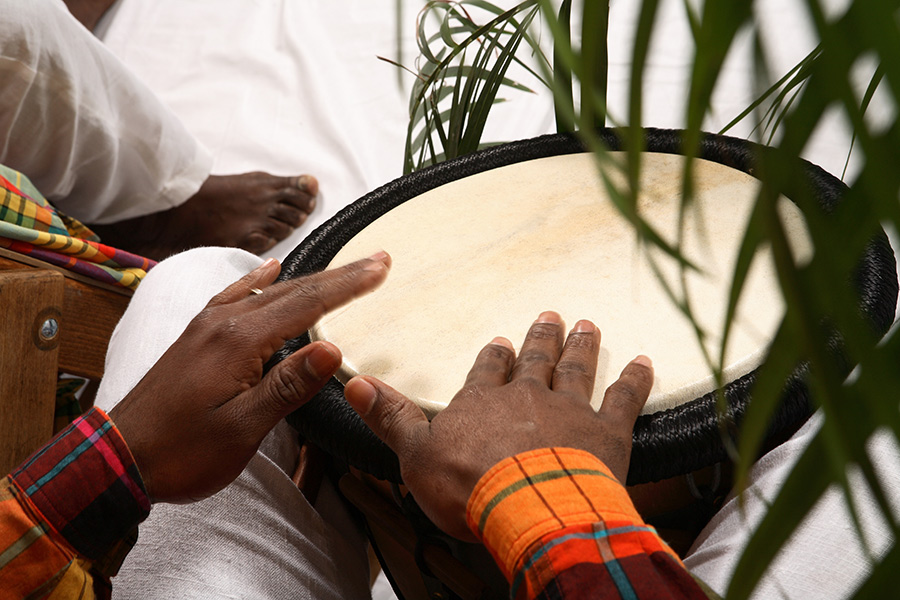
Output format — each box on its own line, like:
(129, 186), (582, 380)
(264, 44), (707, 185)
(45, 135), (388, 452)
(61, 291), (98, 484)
(11, 408), (150, 561)
(466, 448), (678, 582)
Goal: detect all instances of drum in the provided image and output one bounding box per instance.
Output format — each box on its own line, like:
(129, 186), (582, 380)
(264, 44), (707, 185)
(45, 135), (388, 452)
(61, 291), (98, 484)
(272, 128), (898, 486)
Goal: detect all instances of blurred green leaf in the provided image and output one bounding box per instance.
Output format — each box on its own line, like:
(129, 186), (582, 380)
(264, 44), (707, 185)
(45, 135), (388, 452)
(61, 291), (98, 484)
(396, 0), (900, 595)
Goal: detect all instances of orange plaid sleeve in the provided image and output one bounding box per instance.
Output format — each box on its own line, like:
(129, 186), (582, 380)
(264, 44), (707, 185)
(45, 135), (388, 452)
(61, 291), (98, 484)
(0, 408), (149, 600)
(467, 448), (710, 599)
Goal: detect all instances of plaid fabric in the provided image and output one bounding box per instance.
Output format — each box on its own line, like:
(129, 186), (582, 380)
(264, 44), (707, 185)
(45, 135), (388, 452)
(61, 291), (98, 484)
(467, 448), (711, 599)
(55, 378), (87, 434)
(0, 166), (156, 290)
(1, 408), (150, 599)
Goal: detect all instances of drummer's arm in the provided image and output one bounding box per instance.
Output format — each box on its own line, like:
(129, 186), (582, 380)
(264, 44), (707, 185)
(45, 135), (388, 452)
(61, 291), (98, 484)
(0, 254), (392, 597)
(345, 313), (713, 599)
(0, 407), (149, 599)
(467, 448), (712, 599)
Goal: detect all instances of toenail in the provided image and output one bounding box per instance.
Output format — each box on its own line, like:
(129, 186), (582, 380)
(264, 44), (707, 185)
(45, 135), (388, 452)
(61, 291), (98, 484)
(297, 175), (319, 195)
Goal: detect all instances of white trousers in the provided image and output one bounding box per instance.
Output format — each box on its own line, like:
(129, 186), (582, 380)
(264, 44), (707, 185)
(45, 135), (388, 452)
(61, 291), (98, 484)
(0, 0), (211, 224)
(94, 248), (371, 600)
(684, 414), (900, 599)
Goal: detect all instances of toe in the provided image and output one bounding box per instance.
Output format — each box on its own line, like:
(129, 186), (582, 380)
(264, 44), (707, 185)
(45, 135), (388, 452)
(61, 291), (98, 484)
(279, 179), (318, 213)
(264, 217), (294, 243)
(242, 231), (277, 255)
(278, 191), (316, 214)
(292, 175), (319, 196)
(270, 203), (307, 227)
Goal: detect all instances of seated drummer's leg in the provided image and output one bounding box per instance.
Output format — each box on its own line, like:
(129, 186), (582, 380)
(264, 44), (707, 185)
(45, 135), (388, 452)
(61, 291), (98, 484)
(0, 0), (210, 227)
(683, 414), (900, 599)
(0, 0), (318, 261)
(94, 248), (371, 600)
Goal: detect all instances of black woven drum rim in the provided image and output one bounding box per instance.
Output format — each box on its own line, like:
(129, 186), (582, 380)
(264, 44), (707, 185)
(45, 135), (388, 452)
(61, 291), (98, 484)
(271, 128), (898, 485)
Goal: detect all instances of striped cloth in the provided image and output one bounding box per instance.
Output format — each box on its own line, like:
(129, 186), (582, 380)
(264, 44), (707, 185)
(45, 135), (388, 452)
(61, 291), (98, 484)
(467, 448), (713, 599)
(0, 408), (149, 600)
(0, 166), (155, 290)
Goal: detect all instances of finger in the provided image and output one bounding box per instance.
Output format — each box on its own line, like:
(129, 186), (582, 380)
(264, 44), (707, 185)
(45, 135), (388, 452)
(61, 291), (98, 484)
(597, 355), (654, 430)
(551, 320), (601, 400)
(463, 337), (516, 387)
(261, 251), (390, 308)
(345, 375), (429, 456)
(208, 257), (282, 305)
(238, 341), (343, 440)
(245, 251), (391, 342)
(509, 312), (565, 385)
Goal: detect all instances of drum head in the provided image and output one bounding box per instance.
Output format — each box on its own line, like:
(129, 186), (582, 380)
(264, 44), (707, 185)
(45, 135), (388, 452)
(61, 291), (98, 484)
(271, 129), (898, 484)
(309, 152), (809, 418)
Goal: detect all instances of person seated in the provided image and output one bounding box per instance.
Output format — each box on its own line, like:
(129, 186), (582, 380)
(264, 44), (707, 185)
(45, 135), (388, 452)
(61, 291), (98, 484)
(0, 0), (318, 261)
(0, 249), (708, 599)
(62, 0), (118, 31)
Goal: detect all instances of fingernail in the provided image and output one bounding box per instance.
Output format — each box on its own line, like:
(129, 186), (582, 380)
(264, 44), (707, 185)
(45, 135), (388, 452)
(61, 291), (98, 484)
(345, 377), (377, 416)
(632, 355), (652, 368)
(305, 343), (341, 379)
(260, 257), (279, 271)
(489, 336), (513, 350)
(573, 320), (595, 333)
(365, 251), (391, 271)
(535, 311), (561, 324)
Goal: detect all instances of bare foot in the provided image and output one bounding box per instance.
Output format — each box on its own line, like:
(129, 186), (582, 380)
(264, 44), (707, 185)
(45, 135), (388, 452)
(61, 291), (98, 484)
(64, 0), (118, 31)
(91, 172), (318, 260)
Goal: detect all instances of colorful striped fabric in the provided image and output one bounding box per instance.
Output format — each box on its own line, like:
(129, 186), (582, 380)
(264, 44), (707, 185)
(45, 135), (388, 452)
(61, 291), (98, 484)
(0, 166), (155, 290)
(0, 408), (149, 599)
(467, 448), (712, 599)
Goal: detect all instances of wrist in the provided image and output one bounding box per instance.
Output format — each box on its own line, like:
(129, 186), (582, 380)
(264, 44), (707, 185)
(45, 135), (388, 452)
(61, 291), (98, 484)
(465, 447), (642, 580)
(11, 407), (151, 561)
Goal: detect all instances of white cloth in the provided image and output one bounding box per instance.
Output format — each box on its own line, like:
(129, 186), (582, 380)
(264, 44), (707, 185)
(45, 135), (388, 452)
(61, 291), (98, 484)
(96, 0), (556, 261)
(684, 414), (900, 599)
(94, 247), (371, 600)
(0, 0), (211, 224)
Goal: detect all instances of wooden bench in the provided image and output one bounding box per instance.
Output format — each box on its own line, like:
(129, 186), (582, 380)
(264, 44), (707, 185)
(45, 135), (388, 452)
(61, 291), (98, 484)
(0, 248), (131, 474)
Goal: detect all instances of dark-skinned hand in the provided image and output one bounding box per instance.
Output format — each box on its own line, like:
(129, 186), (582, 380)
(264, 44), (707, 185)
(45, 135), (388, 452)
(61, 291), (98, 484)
(344, 311), (654, 540)
(109, 251), (391, 504)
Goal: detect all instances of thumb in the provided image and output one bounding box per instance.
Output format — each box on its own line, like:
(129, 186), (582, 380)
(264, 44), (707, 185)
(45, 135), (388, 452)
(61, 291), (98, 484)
(241, 341), (343, 439)
(345, 376), (429, 456)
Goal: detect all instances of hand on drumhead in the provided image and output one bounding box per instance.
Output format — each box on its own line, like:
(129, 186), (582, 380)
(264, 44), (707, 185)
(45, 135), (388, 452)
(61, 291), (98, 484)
(109, 252), (391, 504)
(344, 311), (654, 540)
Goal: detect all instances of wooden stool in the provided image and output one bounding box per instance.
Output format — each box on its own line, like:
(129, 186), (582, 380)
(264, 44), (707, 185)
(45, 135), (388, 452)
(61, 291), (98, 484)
(0, 248), (131, 474)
